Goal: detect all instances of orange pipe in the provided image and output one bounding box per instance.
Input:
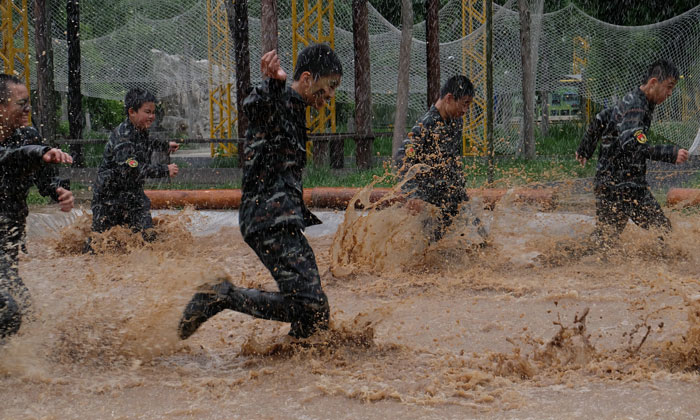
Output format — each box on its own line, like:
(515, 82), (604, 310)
(146, 187), (556, 210)
(666, 188), (700, 207)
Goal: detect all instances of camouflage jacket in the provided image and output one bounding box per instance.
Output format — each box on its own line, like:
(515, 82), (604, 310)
(0, 126), (69, 221)
(93, 119), (169, 203)
(394, 105), (468, 206)
(239, 78), (321, 239)
(594, 88), (678, 188)
(576, 107), (614, 162)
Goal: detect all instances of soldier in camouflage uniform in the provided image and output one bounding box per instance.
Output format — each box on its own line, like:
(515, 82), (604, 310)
(178, 44), (342, 340)
(89, 88), (178, 245)
(0, 74), (74, 338)
(576, 59), (688, 247)
(395, 75), (484, 243)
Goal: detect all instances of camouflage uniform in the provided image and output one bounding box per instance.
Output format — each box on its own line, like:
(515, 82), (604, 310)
(0, 127), (70, 338)
(584, 88), (678, 245)
(395, 105), (471, 241)
(237, 78), (328, 338)
(91, 119), (170, 237)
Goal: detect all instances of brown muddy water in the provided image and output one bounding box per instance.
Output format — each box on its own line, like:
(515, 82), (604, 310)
(2, 189), (700, 419)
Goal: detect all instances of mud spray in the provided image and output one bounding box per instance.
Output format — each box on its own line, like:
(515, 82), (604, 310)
(1, 179), (700, 417)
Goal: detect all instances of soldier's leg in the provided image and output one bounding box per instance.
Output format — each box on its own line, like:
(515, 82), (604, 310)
(0, 220), (32, 339)
(629, 188), (671, 235)
(127, 194), (156, 242)
(590, 186), (628, 249)
(179, 226), (329, 339)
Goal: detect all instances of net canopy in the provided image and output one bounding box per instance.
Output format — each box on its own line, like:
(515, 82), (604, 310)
(8, 0), (700, 152)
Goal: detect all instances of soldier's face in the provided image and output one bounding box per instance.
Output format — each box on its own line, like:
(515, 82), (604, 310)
(0, 82), (31, 135)
(445, 94), (473, 119)
(300, 72), (341, 110)
(129, 101), (156, 130)
(649, 77), (677, 104)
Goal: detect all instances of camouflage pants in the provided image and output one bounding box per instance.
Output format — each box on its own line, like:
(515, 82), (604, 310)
(0, 216), (32, 339)
(236, 226), (329, 338)
(91, 194), (155, 241)
(592, 185), (671, 247)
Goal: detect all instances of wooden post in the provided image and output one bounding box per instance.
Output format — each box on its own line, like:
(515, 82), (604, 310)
(391, 0), (413, 159)
(67, 0), (83, 166)
(518, 0), (535, 159)
(227, 0), (250, 166)
(425, 0), (440, 107)
(33, 0), (56, 144)
(261, 0), (278, 54)
(353, 0), (373, 169)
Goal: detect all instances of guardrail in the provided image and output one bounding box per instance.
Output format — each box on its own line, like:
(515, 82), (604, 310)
(57, 132), (381, 168)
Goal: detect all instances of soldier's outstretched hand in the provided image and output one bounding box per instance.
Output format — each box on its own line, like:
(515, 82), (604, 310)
(42, 148), (73, 164)
(168, 163), (179, 177)
(56, 187), (74, 212)
(676, 148), (689, 164)
(261, 50), (287, 81)
(168, 141), (180, 154)
(575, 152), (587, 167)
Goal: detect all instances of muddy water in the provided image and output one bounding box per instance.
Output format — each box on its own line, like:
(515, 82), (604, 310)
(2, 194), (700, 419)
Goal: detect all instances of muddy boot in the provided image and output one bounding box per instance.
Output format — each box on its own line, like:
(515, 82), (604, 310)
(288, 301), (330, 339)
(178, 279), (234, 340)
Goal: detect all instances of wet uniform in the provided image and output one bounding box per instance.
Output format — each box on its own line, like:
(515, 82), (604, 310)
(91, 119), (170, 237)
(0, 127), (70, 338)
(233, 77), (328, 338)
(584, 88), (678, 244)
(395, 105), (470, 241)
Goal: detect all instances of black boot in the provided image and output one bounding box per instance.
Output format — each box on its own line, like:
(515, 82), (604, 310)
(178, 279), (234, 340)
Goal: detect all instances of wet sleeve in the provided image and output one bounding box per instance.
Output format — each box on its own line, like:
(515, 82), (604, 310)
(395, 123), (428, 171)
(0, 145), (49, 170)
(22, 130), (70, 200)
(577, 109), (608, 160)
(617, 101), (651, 162)
(111, 141), (168, 182)
(242, 78), (286, 128)
(648, 144), (678, 163)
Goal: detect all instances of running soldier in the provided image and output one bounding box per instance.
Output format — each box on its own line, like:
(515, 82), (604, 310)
(178, 44), (342, 340)
(395, 75), (485, 243)
(89, 88), (179, 246)
(581, 59), (688, 247)
(0, 74), (74, 338)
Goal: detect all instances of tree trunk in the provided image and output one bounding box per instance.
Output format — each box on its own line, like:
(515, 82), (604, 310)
(67, 0), (84, 166)
(33, 0), (56, 145)
(392, 0), (413, 159)
(425, 0), (440, 107)
(353, 0), (373, 169)
(261, 0), (278, 54)
(518, 0), (535, 159)
(227, 0), (250, 166)
(540, 90), (549, 137)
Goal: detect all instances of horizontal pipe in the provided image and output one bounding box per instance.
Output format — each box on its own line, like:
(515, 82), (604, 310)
(146, 187), (556, 210)
(666, 188), (700, 207)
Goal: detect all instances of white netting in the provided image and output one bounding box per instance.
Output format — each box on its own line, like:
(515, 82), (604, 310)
(7, 0), (700, 152)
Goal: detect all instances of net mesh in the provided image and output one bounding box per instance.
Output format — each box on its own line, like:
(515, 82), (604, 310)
(7, 0), (700, 152)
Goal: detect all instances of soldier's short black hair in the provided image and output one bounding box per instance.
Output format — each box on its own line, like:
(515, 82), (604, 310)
(643, 59), (679, 84)
(124, 87), (156, 116)
(440, 75), (474, 100)
(0, 74), (24, 103)
(293, 44), (343, 81)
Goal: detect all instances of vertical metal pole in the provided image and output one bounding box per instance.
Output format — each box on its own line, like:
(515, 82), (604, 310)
(67, 0), (84, 166)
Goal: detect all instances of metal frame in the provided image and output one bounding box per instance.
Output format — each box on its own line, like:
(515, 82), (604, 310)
(0, 0), (31, 123)
(291, 0), (336, 157)
(461, 0), (487, 156)
(573, 35), (591, 124)
(206, 0), (237, 157)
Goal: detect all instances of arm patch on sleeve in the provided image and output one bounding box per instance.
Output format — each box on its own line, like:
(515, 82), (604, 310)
(634, 130), (647, 144)
(126, 158), (139, 167)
